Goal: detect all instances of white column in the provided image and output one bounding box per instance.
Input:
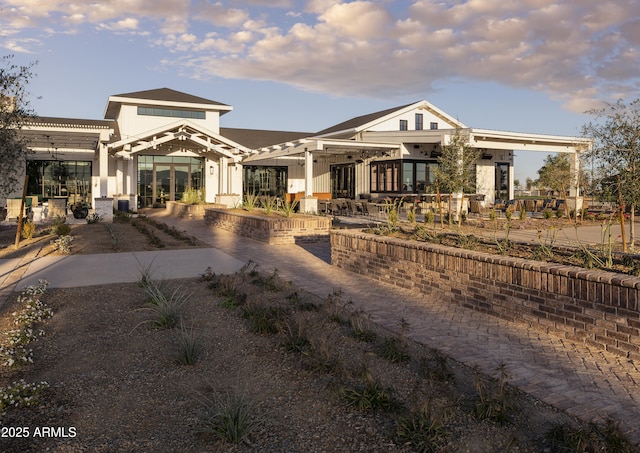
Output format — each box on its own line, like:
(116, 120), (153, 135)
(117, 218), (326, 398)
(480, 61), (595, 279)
(304, 149), (314, 196)
(99, 142), (108, 197)
(219, 157), (228, 194)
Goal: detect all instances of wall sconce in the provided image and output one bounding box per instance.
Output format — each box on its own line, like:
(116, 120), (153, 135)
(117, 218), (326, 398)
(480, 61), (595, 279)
(209, 166), (214, 175)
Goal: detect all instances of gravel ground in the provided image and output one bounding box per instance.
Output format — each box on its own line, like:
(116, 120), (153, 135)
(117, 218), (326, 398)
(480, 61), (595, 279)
(0, 218), (630, 452)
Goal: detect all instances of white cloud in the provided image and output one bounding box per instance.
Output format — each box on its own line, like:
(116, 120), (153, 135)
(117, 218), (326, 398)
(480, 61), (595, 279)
(1, 0), (639, 113)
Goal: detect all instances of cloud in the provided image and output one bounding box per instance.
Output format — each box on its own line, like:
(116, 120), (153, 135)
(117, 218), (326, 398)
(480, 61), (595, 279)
(1, 0), (639, 113)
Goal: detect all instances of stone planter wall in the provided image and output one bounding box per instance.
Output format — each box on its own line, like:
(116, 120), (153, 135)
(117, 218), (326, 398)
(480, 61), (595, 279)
(331, 229), (640, 360)
(204, 208), (331, 244)
(166, 201), (224, 219)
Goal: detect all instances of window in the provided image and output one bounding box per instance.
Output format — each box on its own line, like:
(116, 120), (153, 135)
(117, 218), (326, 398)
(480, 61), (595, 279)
(137, 106), (206, 120)
(243, 166), (288, 198)
(26, 160), (92, 204)
(415, 113), (423, 130)
(400, 161), (440, 193)
(399, 119), (408, 131)
(331, 164), (355, 199)
(370, 161), (400, 193)
(430, 122), (438, 130)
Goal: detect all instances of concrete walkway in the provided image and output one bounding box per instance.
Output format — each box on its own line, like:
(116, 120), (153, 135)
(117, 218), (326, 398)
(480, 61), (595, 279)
(2, 212), (640, 445)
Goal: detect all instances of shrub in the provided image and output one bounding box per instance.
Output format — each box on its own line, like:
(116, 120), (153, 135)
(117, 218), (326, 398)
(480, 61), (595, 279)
(50, 215), (71, 236)
(181, 187), (205, 205)
(86, 212), (101, 224)
(378, 336), (410, 363)
(242, 192), (259, 211)
(395, 402), (448, 453)
(21, 220), (35, 239)
(545, 419), (635, 453)
(424, 209), (435, 224)
(198, 391), (262, 444)
(174, 323), (204, 365)
(339, 378), (398, 413)
(280, 199), (298, 217)
(51, 235), (73, 254)
(0, 380), (49, 415)
(473, 364), (516, 425)
(0, 281), (52, 367)
(113, 210), (131, 223)
(144, 283), (189, 329)
(240, 302), (288, 335)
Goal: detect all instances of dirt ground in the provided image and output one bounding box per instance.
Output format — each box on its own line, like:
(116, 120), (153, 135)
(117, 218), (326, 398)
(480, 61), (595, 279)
(0, 216), (634, 452)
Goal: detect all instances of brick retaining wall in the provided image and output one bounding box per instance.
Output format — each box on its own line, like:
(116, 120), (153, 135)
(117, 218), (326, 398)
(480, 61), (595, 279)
(166, 201), (225, 219)
(205, 208), (331, 245)
(331, 229), (640, 360)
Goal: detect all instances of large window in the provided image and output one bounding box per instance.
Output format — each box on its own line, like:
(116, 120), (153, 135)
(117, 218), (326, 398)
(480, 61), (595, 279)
(371, 160), (441, 194)
(26, 160), (92, 204)
(137, 106), (205, 120)
(370, 161), (400, 193)
(243, 166), (287, 198)
(415, 113), (424, 130)
(137, 155), (203, 208)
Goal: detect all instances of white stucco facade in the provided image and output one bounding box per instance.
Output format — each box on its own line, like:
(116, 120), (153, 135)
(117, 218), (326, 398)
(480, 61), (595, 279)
(4, 89), (589, 215)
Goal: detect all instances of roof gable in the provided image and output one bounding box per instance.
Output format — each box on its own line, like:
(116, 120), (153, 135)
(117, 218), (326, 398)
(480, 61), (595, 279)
(104, 88), (232, 119)
(315, 100), (466, 137)
(112, 88), (229, 106)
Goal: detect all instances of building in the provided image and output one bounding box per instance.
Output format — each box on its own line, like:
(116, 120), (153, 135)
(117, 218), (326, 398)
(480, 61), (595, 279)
(5, 88), (588, 216)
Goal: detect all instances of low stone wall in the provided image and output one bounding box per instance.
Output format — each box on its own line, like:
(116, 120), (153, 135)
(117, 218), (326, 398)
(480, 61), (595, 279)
(166, 201), (224, 219)
(331, 229), (640, 360)
(204, 208), (331, 244)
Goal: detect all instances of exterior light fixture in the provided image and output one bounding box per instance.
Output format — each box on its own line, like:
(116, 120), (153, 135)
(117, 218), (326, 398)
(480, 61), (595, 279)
(209, 166), (214, 175)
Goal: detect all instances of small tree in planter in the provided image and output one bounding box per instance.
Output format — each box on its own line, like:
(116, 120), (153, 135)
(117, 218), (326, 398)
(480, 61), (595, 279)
(435, 127), (481, 227)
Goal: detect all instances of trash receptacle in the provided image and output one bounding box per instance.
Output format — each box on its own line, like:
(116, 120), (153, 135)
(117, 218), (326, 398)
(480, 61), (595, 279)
(117, 200), (129, 212)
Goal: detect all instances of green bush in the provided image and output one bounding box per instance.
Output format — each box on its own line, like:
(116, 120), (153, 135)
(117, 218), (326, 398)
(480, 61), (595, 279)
(50, 215), (70, 236)
(21, 220), (35, 239)
(181, 187), (205, 205)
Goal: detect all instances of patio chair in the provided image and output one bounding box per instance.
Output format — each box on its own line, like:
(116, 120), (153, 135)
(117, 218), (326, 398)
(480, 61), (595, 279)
(330, 199), (345, 216)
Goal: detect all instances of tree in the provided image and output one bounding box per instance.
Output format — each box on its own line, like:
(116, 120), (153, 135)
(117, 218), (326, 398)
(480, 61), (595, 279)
(0, 54), (36, 200)
(536, 153), (571, 198)
(435, 127), (481, 225)
(582, 98), (640, 249)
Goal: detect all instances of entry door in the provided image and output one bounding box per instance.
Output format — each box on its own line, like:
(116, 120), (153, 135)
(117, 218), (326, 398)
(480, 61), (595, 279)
(153, 164), (189, 206)
(331, 164), (355, 199)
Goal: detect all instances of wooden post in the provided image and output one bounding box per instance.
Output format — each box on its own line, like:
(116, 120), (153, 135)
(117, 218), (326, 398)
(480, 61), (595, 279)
(618, 175), (628, 253)
(14, 175), (29, 249)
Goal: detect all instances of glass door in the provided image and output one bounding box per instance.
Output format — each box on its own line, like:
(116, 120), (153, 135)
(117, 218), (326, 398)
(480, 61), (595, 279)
(153, 164), (190, 206)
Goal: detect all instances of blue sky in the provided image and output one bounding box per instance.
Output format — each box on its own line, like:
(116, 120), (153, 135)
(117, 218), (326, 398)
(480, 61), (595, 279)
(2, 0), (639, 183)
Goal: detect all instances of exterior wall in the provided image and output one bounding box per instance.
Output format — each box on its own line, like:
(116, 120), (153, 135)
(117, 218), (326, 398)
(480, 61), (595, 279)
(367, 109), (456, 132)
(115, 104), (221, 139)
(331, 230), (640, 360)
(204, 208), (331, 244)
(476, 161), (495, 204)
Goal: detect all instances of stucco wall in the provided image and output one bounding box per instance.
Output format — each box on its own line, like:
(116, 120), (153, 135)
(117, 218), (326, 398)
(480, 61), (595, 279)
(331, 229), (640, 360)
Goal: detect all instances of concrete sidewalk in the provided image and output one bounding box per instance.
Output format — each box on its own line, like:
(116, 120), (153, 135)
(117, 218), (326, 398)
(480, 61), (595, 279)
(2, 212), (640, 445)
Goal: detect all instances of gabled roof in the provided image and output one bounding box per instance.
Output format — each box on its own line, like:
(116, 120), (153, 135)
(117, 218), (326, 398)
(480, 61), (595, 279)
(107, 119), (252, 160)
(111, 88), (229, 106)
(316, 102), (416, 136)
(104, 88), (232, 119)
(315, 100), (466, 138)
(220, 127), (313, 150)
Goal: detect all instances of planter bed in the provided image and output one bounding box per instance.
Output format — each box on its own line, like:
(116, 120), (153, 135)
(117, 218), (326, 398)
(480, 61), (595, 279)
(331, 229), (640, 360)
(166, 201), (224, 219)
(204, 208), (331, 244)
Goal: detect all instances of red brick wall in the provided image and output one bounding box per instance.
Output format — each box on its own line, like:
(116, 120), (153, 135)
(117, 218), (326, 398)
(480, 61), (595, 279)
(205, 208), (331, 244)
(331, 230), (640, 360)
